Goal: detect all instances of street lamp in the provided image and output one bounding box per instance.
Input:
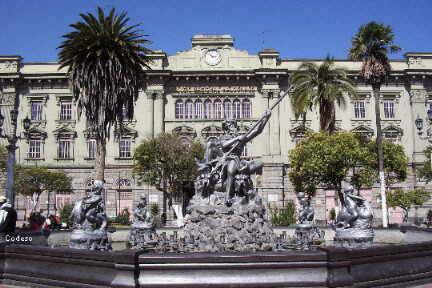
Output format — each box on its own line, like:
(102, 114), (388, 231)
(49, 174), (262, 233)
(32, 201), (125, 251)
(415, 110), (432, 138)
(0, 109), (31, 207)
(415, 110), (432, 170)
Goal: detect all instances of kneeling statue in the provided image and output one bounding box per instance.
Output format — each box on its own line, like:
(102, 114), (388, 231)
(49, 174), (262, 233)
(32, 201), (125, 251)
(128, 196), (157, 249)
(69, 180), (111, 250)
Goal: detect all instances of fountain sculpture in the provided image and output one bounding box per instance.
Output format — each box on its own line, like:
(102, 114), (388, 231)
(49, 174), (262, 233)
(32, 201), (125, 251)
(334, 185), (374, 246)
(294, 192), (324, 250)
(69, 180), (111, 250)
(128, 196), (157, 249)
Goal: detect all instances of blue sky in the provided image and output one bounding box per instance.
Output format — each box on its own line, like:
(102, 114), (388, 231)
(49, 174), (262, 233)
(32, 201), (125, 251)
(0, 0), (431, 62)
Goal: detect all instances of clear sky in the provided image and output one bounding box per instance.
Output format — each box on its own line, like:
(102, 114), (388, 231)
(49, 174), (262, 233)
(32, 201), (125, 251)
(1, 0), (431, 62)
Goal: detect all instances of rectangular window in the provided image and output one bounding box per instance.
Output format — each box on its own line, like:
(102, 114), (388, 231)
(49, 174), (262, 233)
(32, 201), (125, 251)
(87, 139), (96, 159)
(119, 138), (131, 158)
(58, 139), (71, 159)
(354, 101), (365, 118)
(28, 139), (41, 159)
(383, 100), (395, 118)
(31, 101), (43, 121)
(60, 102), (72, 120)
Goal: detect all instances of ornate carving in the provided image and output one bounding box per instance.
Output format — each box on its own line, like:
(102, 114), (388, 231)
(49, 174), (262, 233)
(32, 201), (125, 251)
(201, 125), (223, 138)
(0, 61), (18, 73)
(410, 89), (428, 102)
(172, 125), (197, 138)
(174, 85), (257, 95)
(0, 93), (16, 106)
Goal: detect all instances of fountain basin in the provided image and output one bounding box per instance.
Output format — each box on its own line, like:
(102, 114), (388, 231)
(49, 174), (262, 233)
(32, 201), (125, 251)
(1, 237), (432, 287)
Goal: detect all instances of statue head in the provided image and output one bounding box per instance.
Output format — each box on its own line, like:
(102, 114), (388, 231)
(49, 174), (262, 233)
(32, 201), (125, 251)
(92, 180), (104, 195)
(297, 192), (308, 206)
(0, 196), (7, 205)
(222, 119), (239, 136)
(140, 196), (147, 206)
(343, 184), (355, 195)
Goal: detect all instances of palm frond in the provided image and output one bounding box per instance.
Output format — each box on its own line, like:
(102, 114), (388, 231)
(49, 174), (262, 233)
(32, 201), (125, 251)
(58, 6), (152, 140)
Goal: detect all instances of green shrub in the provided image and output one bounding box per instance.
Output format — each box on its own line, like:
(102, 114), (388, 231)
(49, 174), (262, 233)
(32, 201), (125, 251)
(60, 203), (74, 226)
(150, 203), (159, 216)
(329, 208), (336, 221)
(115, 208), (131, 225)
(271, 201), (296, 226)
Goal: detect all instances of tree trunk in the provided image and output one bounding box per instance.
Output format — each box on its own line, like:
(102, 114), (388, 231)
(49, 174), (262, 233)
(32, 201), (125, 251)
(373, 84), (388, 228)
(319, 101), (336, 133)
(95, 138), (106, 182)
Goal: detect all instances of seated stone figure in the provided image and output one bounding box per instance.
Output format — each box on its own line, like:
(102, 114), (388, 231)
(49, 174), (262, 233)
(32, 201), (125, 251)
(297, 192), (314, 224)
(69, 180), (111, 250)
(129, 196), (157, 249)
(335, 185), (374, 244)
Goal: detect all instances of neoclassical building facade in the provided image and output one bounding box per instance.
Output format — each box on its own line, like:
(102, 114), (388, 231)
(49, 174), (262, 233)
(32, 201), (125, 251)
(0, 35), (431, 224)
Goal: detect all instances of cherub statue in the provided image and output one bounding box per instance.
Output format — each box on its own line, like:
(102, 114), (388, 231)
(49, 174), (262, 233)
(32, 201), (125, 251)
(297, 192), (314, 224)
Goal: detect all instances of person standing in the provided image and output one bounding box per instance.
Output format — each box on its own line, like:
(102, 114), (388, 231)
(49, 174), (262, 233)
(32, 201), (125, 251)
(0, 196), (17, 233)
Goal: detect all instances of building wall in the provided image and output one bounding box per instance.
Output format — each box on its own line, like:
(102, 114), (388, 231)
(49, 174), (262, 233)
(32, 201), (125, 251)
(1, 35), (432, 225)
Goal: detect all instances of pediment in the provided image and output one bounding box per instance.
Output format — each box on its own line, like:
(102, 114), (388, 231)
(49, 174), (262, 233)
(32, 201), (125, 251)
(173, 126), (197, 138)
(382, 124), (403, 140)
(289, 125), (312, 139)
(53, 125), (77, 139)
(168, 45), (260, 70)
(25, 127), (47, 139)
(201, 125), (223, 138)
(351, 125), (374, 134)
(115, 126), (138, 138)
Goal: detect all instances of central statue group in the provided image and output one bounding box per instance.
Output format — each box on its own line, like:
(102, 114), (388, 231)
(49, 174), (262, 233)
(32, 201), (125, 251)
(181, 109), (277, 252)
(195, 109), (271, 205)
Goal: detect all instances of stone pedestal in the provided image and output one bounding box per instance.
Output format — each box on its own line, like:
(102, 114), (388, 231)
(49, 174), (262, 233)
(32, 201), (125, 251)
(182, 192), (275, 252)
(69, 228), (111, 251)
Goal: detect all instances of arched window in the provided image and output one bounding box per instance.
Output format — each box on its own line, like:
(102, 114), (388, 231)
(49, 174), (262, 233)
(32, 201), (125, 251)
(195, 100), (203, 119)
(233, 99), (241, 119)
(204, 99), (212, 119)
(223, 99), (232, 119)
(175, 100), (184, 119)
(242, 98), (251, 118)
(214, 99), (222, 119)
(185, 100), (193, 119)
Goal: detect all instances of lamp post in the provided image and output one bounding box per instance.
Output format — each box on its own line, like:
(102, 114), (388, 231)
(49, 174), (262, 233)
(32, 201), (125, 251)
(415, 109), (432, 167)
(0, 109), (31, 207)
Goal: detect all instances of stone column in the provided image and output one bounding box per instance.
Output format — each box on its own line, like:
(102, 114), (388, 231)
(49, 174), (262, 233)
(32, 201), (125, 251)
(153, 91), (165, 136)
(410, 83), (428, 164)
(268, 90), (281, 156)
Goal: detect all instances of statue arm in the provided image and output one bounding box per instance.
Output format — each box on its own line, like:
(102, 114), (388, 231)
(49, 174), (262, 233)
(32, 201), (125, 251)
(244, 110), (271, 142)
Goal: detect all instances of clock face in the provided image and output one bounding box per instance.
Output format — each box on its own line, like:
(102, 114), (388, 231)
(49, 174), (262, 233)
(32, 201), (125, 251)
(205, 49), (221, 66)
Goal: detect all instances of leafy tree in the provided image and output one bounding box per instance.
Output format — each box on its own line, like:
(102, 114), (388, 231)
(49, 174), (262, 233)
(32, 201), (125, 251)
(290, 56), (356, 133)
(288, 132), (373, 196)
(349, 21), (401, 228)
(58, 7), (152, 182)
(364, 139), (408, 187)
(133, 133), (204, 224)
(14, 166), (72, 213)
(387, 188), (430, 223)
(417, 147), (432, 182)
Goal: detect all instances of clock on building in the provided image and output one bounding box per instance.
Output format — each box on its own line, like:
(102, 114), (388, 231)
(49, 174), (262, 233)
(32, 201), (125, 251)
(204, 49), (221, 66)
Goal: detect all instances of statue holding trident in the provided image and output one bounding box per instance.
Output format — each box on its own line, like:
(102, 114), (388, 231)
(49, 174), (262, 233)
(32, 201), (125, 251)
(183, 89), (291, 252)
(196, 90), (290, 206)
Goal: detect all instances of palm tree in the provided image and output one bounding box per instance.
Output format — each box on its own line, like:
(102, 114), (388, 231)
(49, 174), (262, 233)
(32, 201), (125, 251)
(58, 7), (152, 182)
(349, 21), (400, 228)
(290, 56), (356, 133)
